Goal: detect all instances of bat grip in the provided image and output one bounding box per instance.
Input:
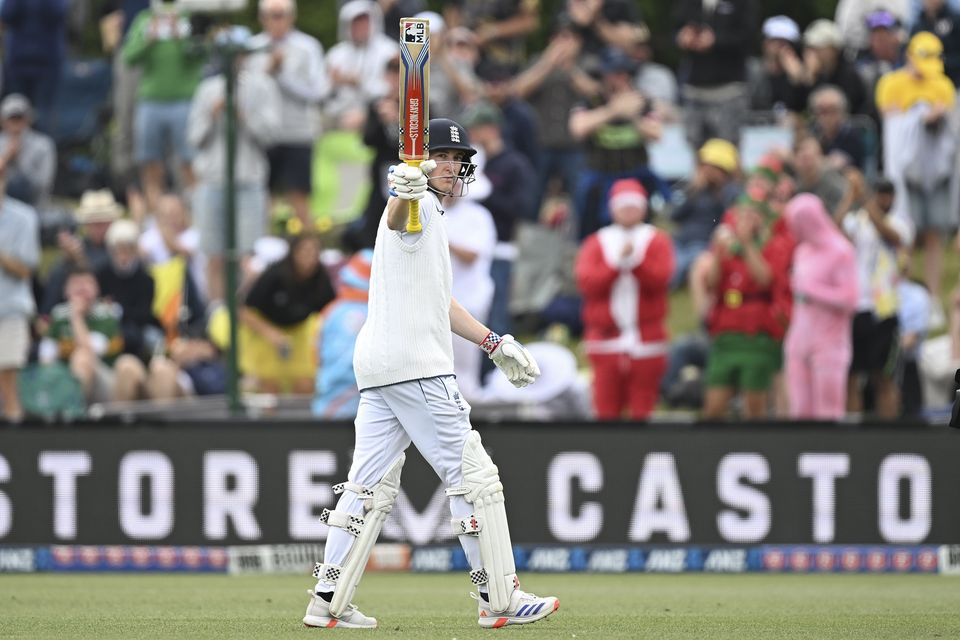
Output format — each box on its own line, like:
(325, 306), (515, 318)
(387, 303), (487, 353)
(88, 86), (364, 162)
(405, 159), (423, 233)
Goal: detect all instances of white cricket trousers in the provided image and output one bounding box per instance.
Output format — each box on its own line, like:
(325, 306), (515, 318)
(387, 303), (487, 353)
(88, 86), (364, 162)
(320, 375), (482, 580)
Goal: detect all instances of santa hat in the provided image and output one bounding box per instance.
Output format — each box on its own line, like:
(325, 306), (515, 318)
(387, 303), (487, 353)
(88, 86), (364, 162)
(608, 178), (647, 211)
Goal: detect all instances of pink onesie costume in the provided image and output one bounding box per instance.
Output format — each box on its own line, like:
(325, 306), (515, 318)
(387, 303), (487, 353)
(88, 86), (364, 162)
(783, 194), (859, 420)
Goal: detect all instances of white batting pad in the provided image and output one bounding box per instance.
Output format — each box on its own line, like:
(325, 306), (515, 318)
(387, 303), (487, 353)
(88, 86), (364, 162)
(448, 431), (518, 613)
(328, 453), (405, 618)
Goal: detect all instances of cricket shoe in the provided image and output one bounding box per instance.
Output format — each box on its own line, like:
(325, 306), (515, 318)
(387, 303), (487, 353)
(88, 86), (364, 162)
(303, 590), (377, 629)
(472, 589), (560, 628)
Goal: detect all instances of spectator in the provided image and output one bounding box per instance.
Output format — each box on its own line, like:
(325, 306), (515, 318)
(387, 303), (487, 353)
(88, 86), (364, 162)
(444, 191), (497, 401)
(443, 0), (539, 72)
(476, 59), (541, 167)
(122, 0), (204, 216)
(912, 0), (960, 84)
(699, 196), (793, 420)
(569, 46), (662, 239)
(808, 85), (867, 171)
(749, 15), (807, 117)
(629, 24), (679, 109)
(670, 138), (741, 290)
(0, 94), (56, 207)
(188, 40), (280, 305)
(343, 53), (404, 251)
(40, 265), (176, 403)
(97, 219), (163, 362)
(41, 190), (123, 315)
(800, 19), (870, 116)
(100, 0), (151, 190)
(138, 193), (207, 304)
(0, 0), (68, 132)
(783, 194), (859, 420)
(839, 178), (911, 419)
(877, 31), (956, 319)
(240, 234), (335, 394)
(381, 0), (427, 41)
(918, 284), (960, 410)
(898, 264), (932, 418)
(793, 136), (850, 217)
(563, 0), (646, 60)
(836, 0), (912, 54)
(434, 26), (485, 115)
(511, 18), (596, 218)
(465, 101), (537, 338)
(575, 178), (674, 419)
(0, 178), (39, 422)
(247, 0), (328, 229)
(324, 0), (398, 131)
(312, 249), (373, 418)
(674, 0), (758, 148)
(856, 9), (906, 117)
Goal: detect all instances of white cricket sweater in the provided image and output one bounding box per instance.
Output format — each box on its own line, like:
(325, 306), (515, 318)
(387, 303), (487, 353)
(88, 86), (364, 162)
(353, 194), (455, 389)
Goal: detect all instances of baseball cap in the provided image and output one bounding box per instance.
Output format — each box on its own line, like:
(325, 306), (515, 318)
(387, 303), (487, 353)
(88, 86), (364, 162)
(803, 19), (843, 49)
(908, 31), (945, 77)
(865, 10), (899, 31)
(762, 16), (800, 43)
(608, 178), (647, 211)
(0, 94), (31, 119)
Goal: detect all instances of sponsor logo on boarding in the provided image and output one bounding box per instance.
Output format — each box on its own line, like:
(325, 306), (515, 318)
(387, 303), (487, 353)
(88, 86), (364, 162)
(763, 548), (786, 571)
(132, 546), (152, 568)
(105, 546), (127, 567)
(586, 549), (629, 572)
(411, 547), (452, 572)
(208, 547), (228, 570)
(937, 545), (960, 574)
(80, 546), (101, 567)
(789, 549), (811, 572)
(917, 548), (938, 572)
(0, 547), (35, 572)
(644, 549), (686, 573)
(841, 548), (861, 571)
(892, 549), (912, 572)
(52, 546), (75, 565)
(527, 547), (571, 572)
(867, 549), (888, 571)
(182, 547), (203, 569)
(703, 549), (747, 573)
(815, 549), (835, 571)
(156, 546), (179, 568)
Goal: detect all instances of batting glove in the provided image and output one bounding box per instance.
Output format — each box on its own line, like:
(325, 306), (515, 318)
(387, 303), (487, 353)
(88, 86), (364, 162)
(480, 332), (541, 388)
(388, 160), (436, 201)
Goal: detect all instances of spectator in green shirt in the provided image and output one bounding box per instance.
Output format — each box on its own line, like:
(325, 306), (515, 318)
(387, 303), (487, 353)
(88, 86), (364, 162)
(122, 0), (204, 216)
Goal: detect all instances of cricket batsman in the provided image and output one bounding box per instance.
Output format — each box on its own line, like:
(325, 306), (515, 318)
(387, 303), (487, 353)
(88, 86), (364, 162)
(302, 118), (560, 629)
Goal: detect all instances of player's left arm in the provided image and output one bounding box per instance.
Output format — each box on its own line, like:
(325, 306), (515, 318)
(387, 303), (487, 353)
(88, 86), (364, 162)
(450, 297), (540, 388)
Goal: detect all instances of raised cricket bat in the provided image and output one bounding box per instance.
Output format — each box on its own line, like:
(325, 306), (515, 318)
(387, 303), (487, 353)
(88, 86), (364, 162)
(399, 17), (430, 233)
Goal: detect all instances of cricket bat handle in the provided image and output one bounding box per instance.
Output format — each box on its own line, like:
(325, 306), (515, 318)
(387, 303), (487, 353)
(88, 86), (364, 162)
(405, 159), (423, 232)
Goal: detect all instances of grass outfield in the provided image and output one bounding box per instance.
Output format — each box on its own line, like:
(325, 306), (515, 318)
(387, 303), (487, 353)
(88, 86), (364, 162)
(2, 573), (959, 639)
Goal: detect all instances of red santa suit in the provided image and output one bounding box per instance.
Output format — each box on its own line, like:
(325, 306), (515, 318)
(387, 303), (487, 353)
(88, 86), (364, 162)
(575, 179), (675, 419)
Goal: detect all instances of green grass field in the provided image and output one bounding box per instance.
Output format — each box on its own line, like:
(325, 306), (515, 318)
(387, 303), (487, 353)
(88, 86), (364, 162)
(2, 573), (959, 639)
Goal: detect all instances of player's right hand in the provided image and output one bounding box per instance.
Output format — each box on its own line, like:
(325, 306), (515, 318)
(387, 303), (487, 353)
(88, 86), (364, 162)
(388, 160), (436, 201)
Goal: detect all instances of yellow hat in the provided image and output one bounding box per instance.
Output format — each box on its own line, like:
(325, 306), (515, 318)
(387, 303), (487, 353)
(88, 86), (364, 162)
(908, 31), (945, 77)
(698, 138), (739, 173)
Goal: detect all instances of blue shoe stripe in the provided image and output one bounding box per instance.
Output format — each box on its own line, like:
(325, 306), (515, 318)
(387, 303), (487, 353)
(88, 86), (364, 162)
(516, 604), (530, 616)
(531, 602), (545, 615)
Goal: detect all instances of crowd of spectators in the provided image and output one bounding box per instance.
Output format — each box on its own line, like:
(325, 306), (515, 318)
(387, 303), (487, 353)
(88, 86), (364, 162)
(3, 0), (960, 424)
